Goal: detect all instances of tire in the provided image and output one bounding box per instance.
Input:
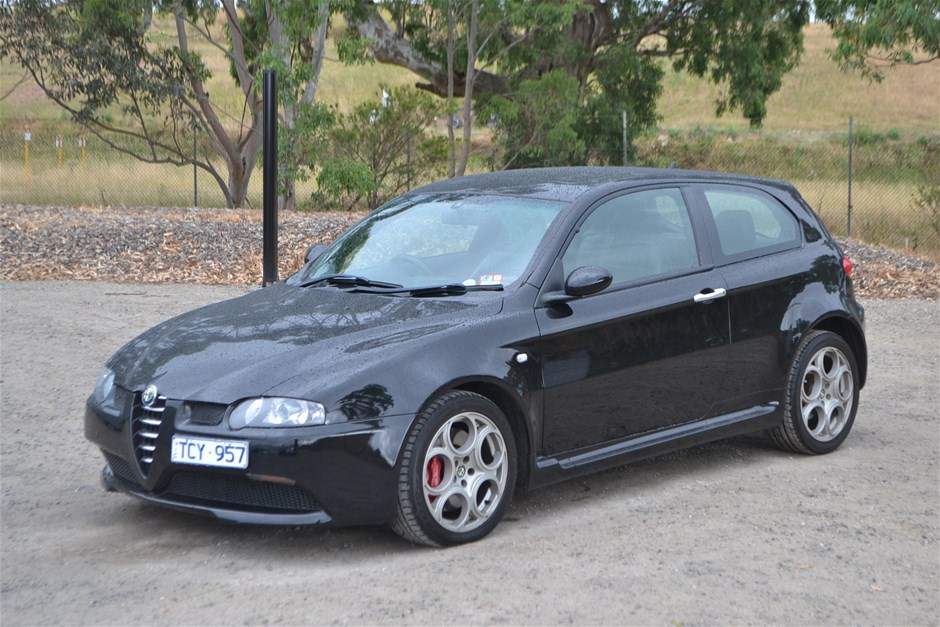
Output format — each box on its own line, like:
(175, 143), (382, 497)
(392, 391), (517, 547)
(769, 330), (860, 455)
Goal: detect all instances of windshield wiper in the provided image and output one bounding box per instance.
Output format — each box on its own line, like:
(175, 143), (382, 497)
(351, 283), (505, 297)
(298, 274), (403, 289)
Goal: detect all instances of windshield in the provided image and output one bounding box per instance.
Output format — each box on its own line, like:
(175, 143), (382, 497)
(299, 194), (567, 290)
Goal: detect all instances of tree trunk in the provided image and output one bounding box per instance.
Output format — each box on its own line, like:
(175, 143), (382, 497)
(446, 0), (456, 178)
(177, 0), (262, 208)
(228, 168), (246, 209)
(266, 0), (330, 211)
(456, 0), (478, 177)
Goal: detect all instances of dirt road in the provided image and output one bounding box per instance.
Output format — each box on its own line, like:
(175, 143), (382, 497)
(1, 281), (937, 625)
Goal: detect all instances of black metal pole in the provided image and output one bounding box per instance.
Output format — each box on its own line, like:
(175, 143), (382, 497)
(262, 69), (278, 286)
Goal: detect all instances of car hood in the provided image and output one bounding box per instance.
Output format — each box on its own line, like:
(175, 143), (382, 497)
(108, 283), (500, 404)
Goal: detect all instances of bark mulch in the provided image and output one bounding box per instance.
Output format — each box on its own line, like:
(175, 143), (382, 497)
(2, 204), (937, 299)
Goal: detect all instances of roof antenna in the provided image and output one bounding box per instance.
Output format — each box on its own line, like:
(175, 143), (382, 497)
(668, 162), (678, 169)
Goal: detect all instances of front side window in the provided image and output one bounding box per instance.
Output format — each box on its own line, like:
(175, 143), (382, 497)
(562, 188), (700, 285)
(703, 188), (799, 258)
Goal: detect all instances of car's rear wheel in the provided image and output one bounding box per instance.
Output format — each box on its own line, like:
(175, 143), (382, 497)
(770, 330), (859, 454)
(392, 391), (516, 547)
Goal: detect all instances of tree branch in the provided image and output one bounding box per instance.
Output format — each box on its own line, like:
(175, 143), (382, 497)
(627, 0), (696, 50)
(345, 5), (508, 98)
(0, 69), (28, 101)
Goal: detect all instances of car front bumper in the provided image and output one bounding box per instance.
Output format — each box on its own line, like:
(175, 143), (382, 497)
(85, 391), (413, 527)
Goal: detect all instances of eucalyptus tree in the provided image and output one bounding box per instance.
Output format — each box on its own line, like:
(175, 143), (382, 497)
(347, 0), (812, 168)
(816, 0), (940, 80)
(0, 0), (358, 209)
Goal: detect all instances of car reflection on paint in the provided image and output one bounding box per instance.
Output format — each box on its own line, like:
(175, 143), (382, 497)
(85, 167), (867, 546)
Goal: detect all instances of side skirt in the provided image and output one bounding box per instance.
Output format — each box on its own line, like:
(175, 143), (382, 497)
(530, 403), (780, 489)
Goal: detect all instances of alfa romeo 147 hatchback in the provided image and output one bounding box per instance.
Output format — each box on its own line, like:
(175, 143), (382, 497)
(86, 167), (867, 546)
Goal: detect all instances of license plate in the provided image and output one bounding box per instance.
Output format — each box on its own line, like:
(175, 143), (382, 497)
(171, 436), (249, 469)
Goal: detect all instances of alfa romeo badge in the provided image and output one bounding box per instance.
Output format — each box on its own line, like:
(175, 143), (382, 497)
(142, 384), (158, 407)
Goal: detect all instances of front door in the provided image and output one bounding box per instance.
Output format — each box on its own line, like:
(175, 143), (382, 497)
(536, 187), (731, 456)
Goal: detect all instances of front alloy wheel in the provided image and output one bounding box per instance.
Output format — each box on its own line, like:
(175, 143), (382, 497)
(393, 391), (516, 546)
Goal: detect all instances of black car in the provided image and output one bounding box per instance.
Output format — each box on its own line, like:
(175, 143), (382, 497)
(86, 167), (867, 546)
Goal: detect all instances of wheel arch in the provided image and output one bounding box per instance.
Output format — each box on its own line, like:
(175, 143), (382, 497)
(810, 315), (868, 388)
(448, 380), (533, 493)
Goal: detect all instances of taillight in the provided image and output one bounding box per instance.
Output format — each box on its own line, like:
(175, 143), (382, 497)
(842, 256), (854, 276)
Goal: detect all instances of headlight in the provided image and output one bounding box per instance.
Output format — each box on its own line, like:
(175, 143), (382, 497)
(93, 367), (115, 404)
(229, 397), (326, 429)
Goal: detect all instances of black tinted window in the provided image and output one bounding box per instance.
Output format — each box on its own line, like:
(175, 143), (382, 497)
(704, 189), (799, 258)
(563, 188), (700, 284)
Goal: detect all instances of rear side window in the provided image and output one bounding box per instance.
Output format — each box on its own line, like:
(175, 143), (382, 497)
(703, 188), (799, 258)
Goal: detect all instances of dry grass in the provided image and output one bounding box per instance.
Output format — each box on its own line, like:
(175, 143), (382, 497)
(804, 181), (940, 257)
(0, 159), (242, 208)
(795, 179), (939, 254)
(0, 158), (334, 209)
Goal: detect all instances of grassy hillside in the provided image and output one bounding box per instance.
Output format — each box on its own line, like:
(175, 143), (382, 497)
(2, 21), (937, 136)
(658, 23), (939, 133)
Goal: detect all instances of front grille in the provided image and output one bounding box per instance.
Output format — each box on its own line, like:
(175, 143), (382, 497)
(103, 450), (322, 515)
(104, 451), (138, 484)
(165, 472), (321, 512)
(131, 393), (165, 476)
(183, 402), (226, 426)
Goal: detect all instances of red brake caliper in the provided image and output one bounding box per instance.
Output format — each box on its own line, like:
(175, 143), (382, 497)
(426, 456), (442, 491)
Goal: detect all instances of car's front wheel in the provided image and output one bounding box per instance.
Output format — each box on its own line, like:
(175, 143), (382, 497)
(770, 330), (860, 454)
(392, 391), (516, 547)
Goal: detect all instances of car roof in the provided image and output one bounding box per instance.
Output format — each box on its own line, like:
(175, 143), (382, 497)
(408, 166), (793, 203)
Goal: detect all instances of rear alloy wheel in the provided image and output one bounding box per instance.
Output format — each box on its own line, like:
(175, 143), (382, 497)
(770, 330), (859, 454)
(392, 391), (516, 547)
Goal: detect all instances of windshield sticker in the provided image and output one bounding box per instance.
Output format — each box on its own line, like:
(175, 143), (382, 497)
(478, 274), (503, 286)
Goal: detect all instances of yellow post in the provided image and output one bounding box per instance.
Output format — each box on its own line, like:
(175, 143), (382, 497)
(80, 135), (86, 167)
(57, 134), (63, 170)
(24, 125), (31, 181)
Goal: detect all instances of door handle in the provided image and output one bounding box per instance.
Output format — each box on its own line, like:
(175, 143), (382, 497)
(693, 288), (727, 303)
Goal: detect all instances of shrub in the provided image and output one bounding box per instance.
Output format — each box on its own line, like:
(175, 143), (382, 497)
(320, 85), (446, 210)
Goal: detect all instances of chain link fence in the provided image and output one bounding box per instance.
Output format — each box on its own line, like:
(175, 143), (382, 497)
(1, 118), (937, 257)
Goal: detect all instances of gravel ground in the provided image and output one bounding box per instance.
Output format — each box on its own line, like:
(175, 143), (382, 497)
(1, 281), (937, 625)
(1, 204), (938, 298)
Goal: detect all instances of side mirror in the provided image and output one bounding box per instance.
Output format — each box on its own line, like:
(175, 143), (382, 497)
(305, 243), (327, 264)
(565, 266), (612, 297)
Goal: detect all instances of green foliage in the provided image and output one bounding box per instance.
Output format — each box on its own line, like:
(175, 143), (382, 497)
(816, 0), (940, 81)
(313, 158), (376, 211)
(913, 179), (940, 240)
(668, 0), (809, 126)
(239, 0), (370, 207)
(0, 0), (195, 144)
(634, 127), (938, 184)
(484, 71), (586, 168)
(578, 48), (664, 165)
(276, 102), (335, 193)
(369, 0), (813, 167)
(322, 85), (446, 209)
(79, 0), (152, 38)
(851, 126), (903, 146)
